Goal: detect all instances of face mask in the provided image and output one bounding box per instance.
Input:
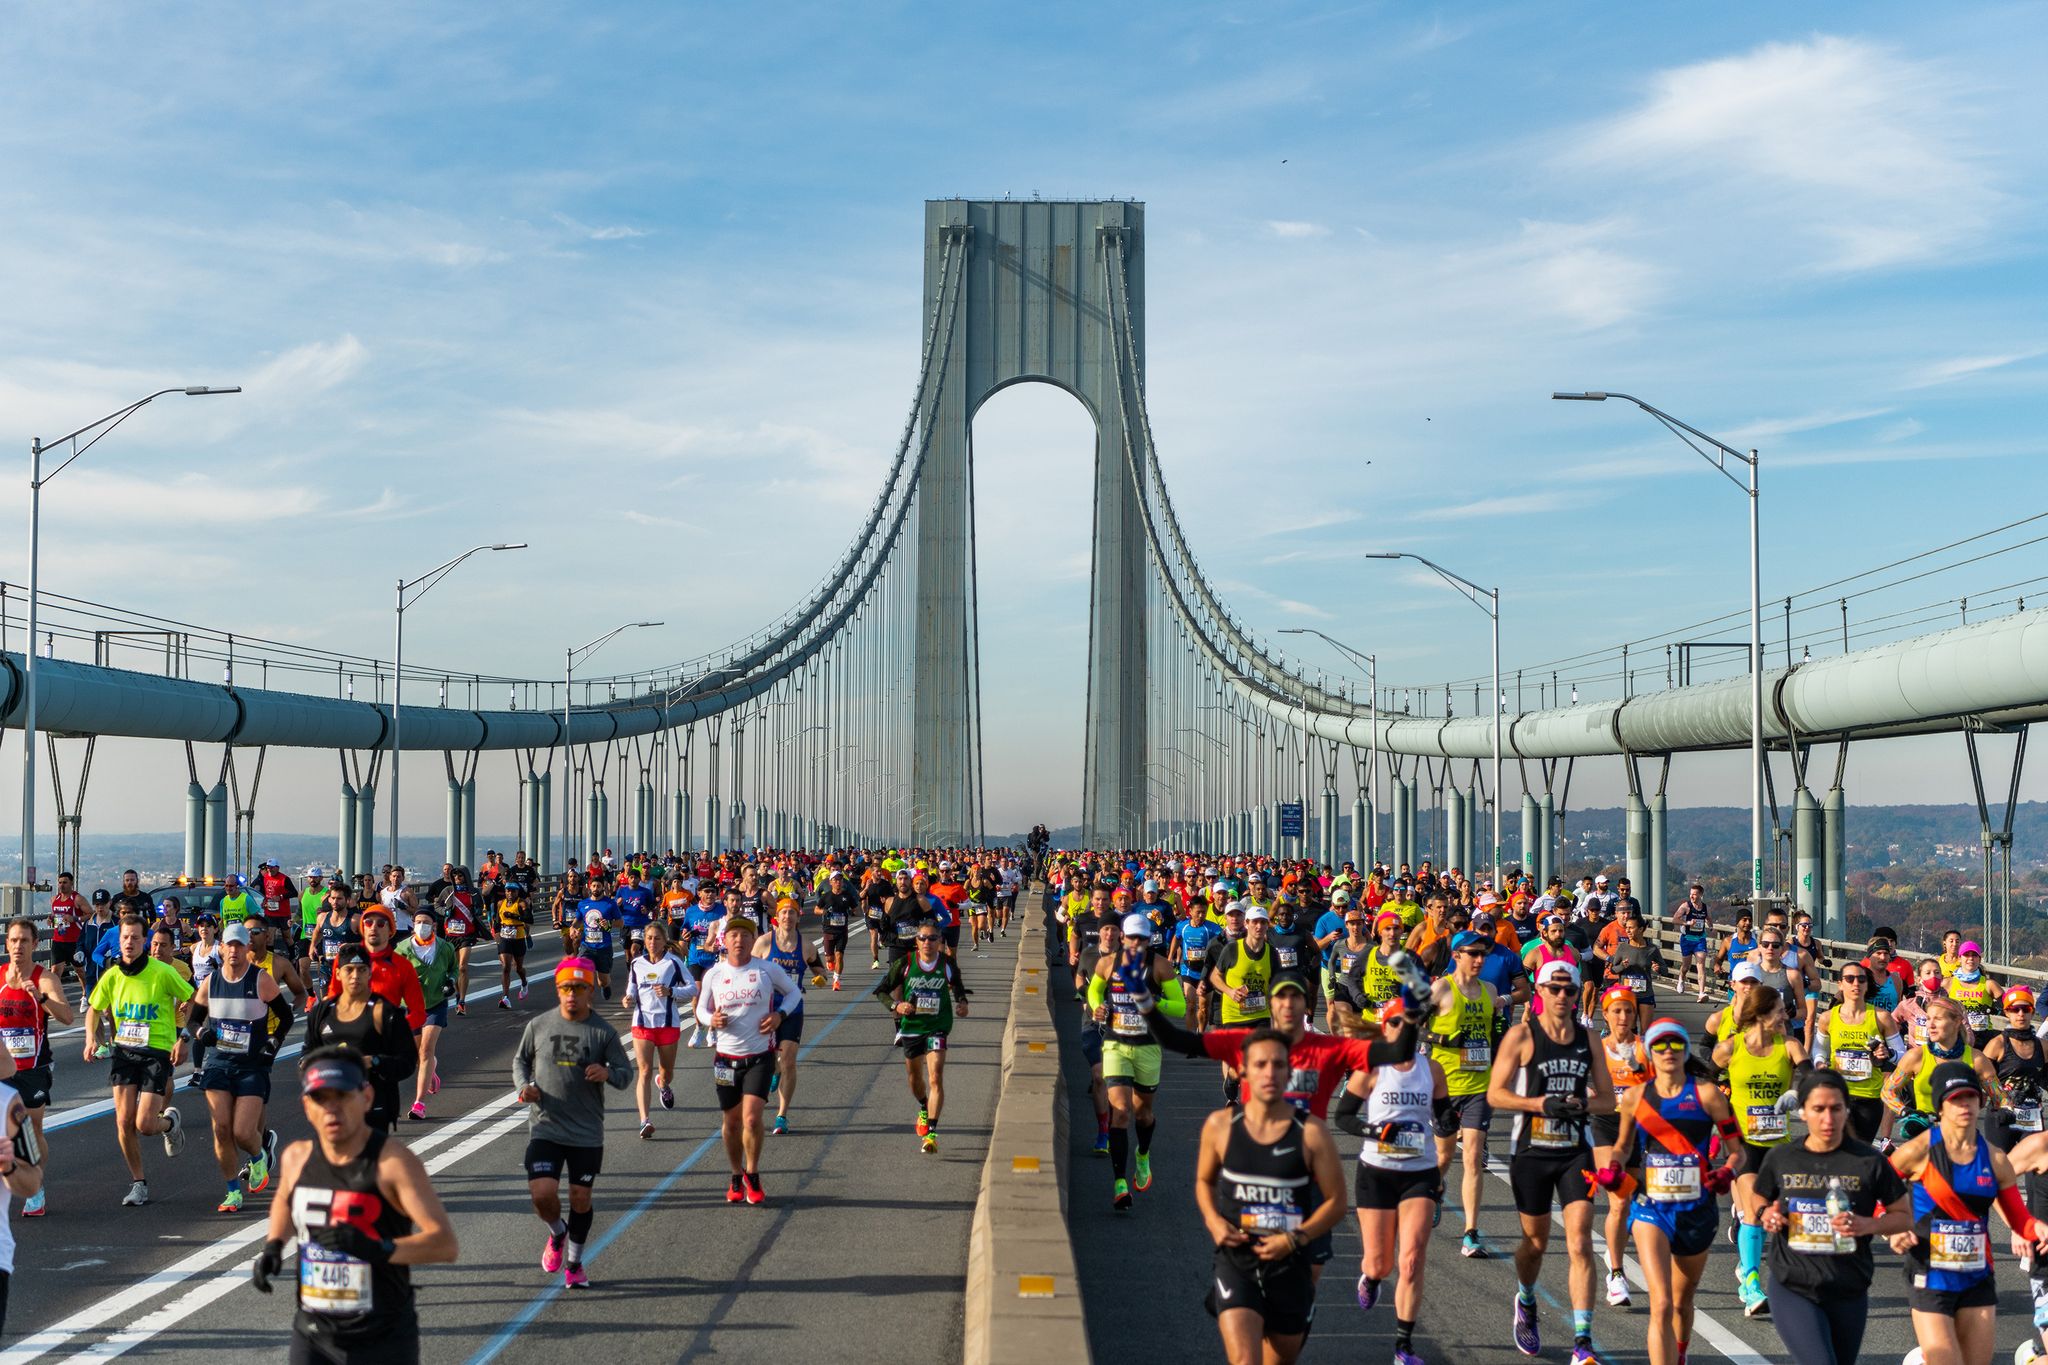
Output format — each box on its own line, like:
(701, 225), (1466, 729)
(415, 924), (435, 942)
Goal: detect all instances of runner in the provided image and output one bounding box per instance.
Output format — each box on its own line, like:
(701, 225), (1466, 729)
(682, 884), (727, 1044)
(1884, 997), (2005, 1147)
(878, 918), (969, 1154)
(493, 884), (534, 1008)
(84, 917), (194, 1207)
(1605, 911), (1662, 1031)
(396, 910), (458, 1120)
(623, 921), (697, 1139)
(698, 916), (800, 1197)
(0, 1043), (44, 1330)
(1946, 940), (2001, 1047)
(614, 865), (656, 965)
(1088, 913), (1185, 1209)
(1672, 884), (1714, 1002)
(1603, 1017), (1743, 1365)
(1487, 959), (1616, 1363)
(756, 898), (813, 1134)
(2, 917), (74, 1217)
(1982, 985), (2046, 1152)
(46, 872), (87, 996)
(1196, 1027), (1346, 1365)
(1752, 1067), (1912, 1365)
(1169, 894), (1222, 1035)
(295, 866), (331, 988)
(1428, 929), (1502, 1261)
(815, 869), (856, 990)
(249, 1048), (458, 1362)
(1813, 960), (1905, 1145)
(1712, 982), (1808, 1316)
(310, 883), (361, 998)
(996, 856), (1022, 936)
(433, 870), (481, 1016)
(572, 882), (620, 1001)
(1333, 1011), (1445, 1365)
(1886, 1061), (2048, 1365)
(305, 946), (416, 1133)
(515, 956), (631, 1287)
(188, 922), (290, 1213)
(1592, 985), (1650, 1308)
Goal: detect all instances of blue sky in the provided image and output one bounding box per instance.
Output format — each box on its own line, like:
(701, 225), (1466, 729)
(2, 1), (2046, 840)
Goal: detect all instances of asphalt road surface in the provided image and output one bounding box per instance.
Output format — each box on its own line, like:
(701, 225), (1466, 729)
(5, 925), (1015, 1364)
(1049, 940), (2048, 1365)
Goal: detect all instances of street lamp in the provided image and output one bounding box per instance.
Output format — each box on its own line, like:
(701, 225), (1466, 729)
(388, 544), (527, 865)
(1280, 628), (1378, 860)
(1362, 553), (1500, 890)
(19, 385), (240, 892)
(1553, 390), (1764, 904)
(563, 621), (663, 870)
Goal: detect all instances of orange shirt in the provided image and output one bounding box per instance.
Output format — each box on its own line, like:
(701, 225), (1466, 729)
(1596, 921), (1626, 957)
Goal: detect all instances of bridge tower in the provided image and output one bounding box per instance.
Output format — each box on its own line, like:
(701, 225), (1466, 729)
(915, 199), (1148, 849)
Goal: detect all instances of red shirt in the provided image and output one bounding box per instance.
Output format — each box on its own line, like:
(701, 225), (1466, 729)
(1199, 1027), (1381, 1117)
(326, 948), (426, 1032)
(48, 893), (81, 942)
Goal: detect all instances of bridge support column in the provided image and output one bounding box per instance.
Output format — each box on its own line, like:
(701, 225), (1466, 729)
(1319, 790), (1338, 868)
(205, 780), (229, 881)
(675, 788), (690, 855)
(586, 790), (601, 864)
(1351, 797), (1368, 871)
(1824, 783), (1847, 939)
(185, 781), (207, 881)
(705, 795), (720, 855)
(445, 774), (462, 867)
(1649, 791), (1668, 923)
(353, 784), (375, 877)
(1625, 793), (1648, 908)
(1794, 787), (1821, 924)
(1446, 790), (1466, 880)
(338, 780), (357, 878)
(1538, 792), (1556, 889)
(1520, 794), (1539, 881)
(536, 771), (552, 873)
(460, 775), (477, 869)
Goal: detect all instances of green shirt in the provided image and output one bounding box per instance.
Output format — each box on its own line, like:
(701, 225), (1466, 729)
(888, 955), (957, 1036)
(89, 958), (196, 1053)
(300, 886), (329, 930)
(398, 933), (459, 1007)
(219, 891), (254, 925)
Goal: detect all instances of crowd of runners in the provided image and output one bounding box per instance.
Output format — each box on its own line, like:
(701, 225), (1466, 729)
(9, 843), (2048, 1364)
(0, 846), (1026, 1361)
(1041, 852), (2048, 1365)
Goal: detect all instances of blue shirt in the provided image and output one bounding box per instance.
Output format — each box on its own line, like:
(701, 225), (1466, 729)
(576, 898), (616, 951)
(1312, 911), (1347, 965)
(1478, 943), (1525, 1000)
(921, 893), (954, 930)
(1173, 920), (1220, 977)
(682, 906), (724, 962)
(614, 885), (655, 929)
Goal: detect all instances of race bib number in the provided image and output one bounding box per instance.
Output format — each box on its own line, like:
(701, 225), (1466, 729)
(323, 940), (342, 960)
(1240, 991), (1266, 1013)
(2, 1027), (37, 1061)
(1375, 1122), (1427, 1159)
(215, 1021), (253, 1056)
(1643, 1152), (1701, 1204)
(116, 1018), (152, 1048)
(1834, 1048), (1872, 1081)
(1784, 1195), (1841, 1255)
(1276, 947), (1298, 969)
(1460, 1041), (1492, 1073)
(1929, 1219), (1987, 1273)
(1968, 1012), (1991, 1034)
(1622, 974), (1649, 996)
(713, 1061), (736, 1086)
(1745, 1104), (1787, 1141)
(2016, 1101), (2044, 1134)
(1236, 1203), (1303, 1233)
(299, 1244), (372, 1317)
(1531, 1114), (1578, 1148)
(913, 987), (943, 1016)
(263, 897), (280, 915)
(499, 925), (521, 941)
(826, 912), (846, 927)
(1113, 1009), (1143, 1034)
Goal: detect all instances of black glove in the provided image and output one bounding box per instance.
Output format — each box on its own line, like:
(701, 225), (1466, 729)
(251, 1238), (285, 1294)
(1432, 1097), (1461, 1139)
(310, 1223), (395, 1265)
(1371, 1120), (1404, 1145)
(1541, 1093), (1588, 1121)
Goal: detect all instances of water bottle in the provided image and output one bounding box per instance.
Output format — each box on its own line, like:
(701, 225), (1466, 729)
(1826, 1175), (1854, 1253)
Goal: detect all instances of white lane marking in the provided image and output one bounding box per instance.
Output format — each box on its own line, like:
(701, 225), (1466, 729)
(1479, 1164), (1775, 1365)
(54, 1110), (533, 1364)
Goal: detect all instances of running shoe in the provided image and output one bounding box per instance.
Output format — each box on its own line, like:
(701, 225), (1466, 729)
(1570, 1347), (1601, 1365)
(95, 1043), (112, 1059)
(428, 1070), (441, 1096)
(542, 1234), (565, 1272)
(498, 998), (511, 1011)
(769, 1070), (779, 1094)
(870, 958), (880, 970)
(1393, 1350), (1426, 1365)
(410, 1102), (428, 1120)
(456, 1003), (468, 1017)
(601, 984), (612, 1001)
(726, 1175), (745, 1204)
(1739, 1271), (1769, 1318)
(247, 1150), (271, 1195)
(1432, 1199), (1442, 1229)
(162, 1106), (185, 1157)
(689, 1027), (706, 1048)
(772, 1115), (789, 1135)
(1133, 1152), (1152, 1192)
(1461, 1231), (1488, 1259)
(264, 1127), (279, 1176)
(1512, 1294), (1540, 1356)
(1091, 1130), (1110, 1157)
(564, 1264), (590, 1289)
(659, 1084), (675, 1110)
(1606, 1270), (1630, 1307)
(831, 978), (841, 991)
(122, 1180), (150, 1207)
(217, 1188), (243, 1214)
(921, 1133), (937, 1155)
(639, 1121), (654, 1140)
(1356, 1274), (1380, 1311)
(22, 1189), (45, 1218)
(518, 984), (529, 1001)
(185, 1072), (205, 1091)
(742, 1172), (765, 1205)
(916, 1109), (931, 1138)
(1113, 1179), (1132, 1212)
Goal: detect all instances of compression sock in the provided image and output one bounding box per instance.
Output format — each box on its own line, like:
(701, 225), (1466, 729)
(1395, 1318), (1417, 1351)
(1737, 1219), (1765, 1279)
(1108, 1127), (1130, 1179)
(565, 1208), (595, 1266)
(1136, 1119), (1156, 1155)
(1517, 1280), (1537, 1306)
(1573, 1309), (1593, 1344)
(547, 1218), (568, 1238)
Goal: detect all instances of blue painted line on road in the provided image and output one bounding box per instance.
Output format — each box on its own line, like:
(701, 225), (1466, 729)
(465, 989), (872, 1365)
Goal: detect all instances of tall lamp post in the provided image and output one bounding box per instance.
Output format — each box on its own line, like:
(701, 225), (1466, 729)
(388, 543), (528, 865)
(1553, 390), (1764, 905)
(563, 621), (663, 870)
(19, 385), (240, 893)
(1280, 627), (1376, 865)
(1362, 553), (1500, 890)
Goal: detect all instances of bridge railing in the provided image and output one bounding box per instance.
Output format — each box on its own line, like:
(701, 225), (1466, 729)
(1636, 919), (2048, 1006)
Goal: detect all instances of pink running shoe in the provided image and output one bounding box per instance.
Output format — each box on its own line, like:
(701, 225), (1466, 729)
(564, 1264), (590, 1289)
(541, 1234), (565, 1274)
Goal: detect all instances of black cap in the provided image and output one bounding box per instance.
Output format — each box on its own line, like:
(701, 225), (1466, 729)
(1928, 1060), (1983, 1111)
(91, 889), (112, 904)
(334, 944), (372, 969)
(1269, 974), (1311, 998)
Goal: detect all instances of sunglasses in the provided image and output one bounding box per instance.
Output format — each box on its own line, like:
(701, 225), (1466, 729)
(915, 935), (941, 943)
(1540, 983), (1574, 995)
(1648, 1039), (1688, 1053)
(1839, 974), (1869, 985)
(1759, 939), (1783, 948)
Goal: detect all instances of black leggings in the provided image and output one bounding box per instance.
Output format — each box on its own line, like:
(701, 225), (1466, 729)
(1767, 1279), (1867, 1365)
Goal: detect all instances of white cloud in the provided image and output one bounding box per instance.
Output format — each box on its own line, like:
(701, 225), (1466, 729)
(1443, 219), (1660, 330)
(1409, 490), (1577, 521)
(247, 335), (368, 397)
(1573, 36), (2003, 273)
(1904, 350), (2045, 389)
(551, 212), (650, 242)
(1723, 406), (1893, 443)
(1266, 220), (1331, 239)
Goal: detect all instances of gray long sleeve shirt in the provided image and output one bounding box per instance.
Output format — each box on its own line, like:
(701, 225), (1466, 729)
(512, 1009), (634, 1147)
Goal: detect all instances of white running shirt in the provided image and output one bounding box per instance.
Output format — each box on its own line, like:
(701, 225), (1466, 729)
(693, 959), (800, 1058)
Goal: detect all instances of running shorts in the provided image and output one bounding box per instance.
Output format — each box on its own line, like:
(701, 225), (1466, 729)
(1678, 935), (1708, 957)
(1742, 1140), (1783, 1177)
(1629, 1194), (1719, 1257)
(1590, 1113), (1640, 1161)
(1846, 1096), (1885, 1144)
(1207, 1246), (1316, 1337)
(896, 1032), (948, 1060)
(423, 1002), (449, 1029)
(49, 941), (79, 967)
(523, 1138), (602, 1187)
(1445, 1094), (1492, 1132)
(943, 925), (960, 952)
(498, 938), (528, 963)
(821, 926), (849, 952)
(109, 1045), (173, 1094)
(775, 1009), (805, 1046)
(10, 1064), (52, 1110)
(632, 1025), (682, 1046)
(586, 947), (615, 978)
(287, 1319), (419, 1365)
(1354, 1161), (1442, 1211)
(713, 1051), (776, 1109)
(1905, 1271), (1997, 1316)
(200, 1062), (273, 1101)
(1080, 1022), (1104, 1068)
(1509, 1146), (1595, 1216)
(1101, 1038), (1162, 1091)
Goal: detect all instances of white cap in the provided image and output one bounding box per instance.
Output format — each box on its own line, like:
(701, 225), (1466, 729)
(307, 865), (327, 879)
(1537, 959), (1580, 988)
(1731, 961), (1763, 985)
(1141, 878), (1160, 893)
(1212, 880), (1232, 894)
(1331, 889), (1352, 905)
(1120, 913), (1154, 940)
(1244, 905), (1271, 923)
(1595, 874), (1610, 885)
